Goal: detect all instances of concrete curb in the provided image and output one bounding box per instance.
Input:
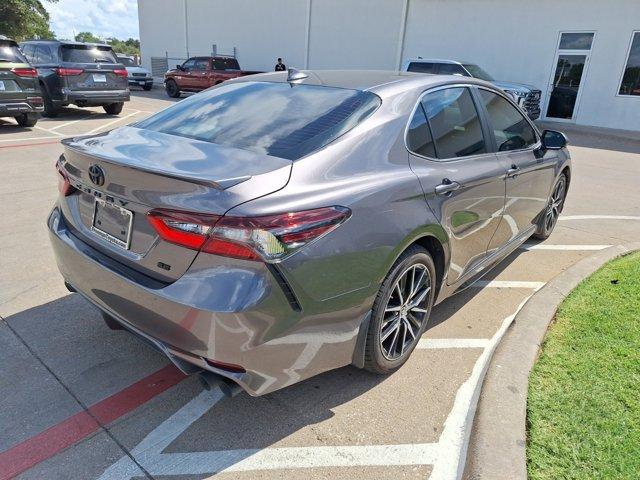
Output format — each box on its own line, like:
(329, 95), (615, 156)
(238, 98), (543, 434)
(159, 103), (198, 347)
(463, 242), (640, 480)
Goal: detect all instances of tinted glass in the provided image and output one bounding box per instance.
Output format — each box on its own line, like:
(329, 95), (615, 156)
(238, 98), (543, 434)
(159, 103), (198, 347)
(35, 45), (54, 64)
(118, 57), (136, 66)
(406, 104), (436, 157)
(20, 44), (35, 62)
(462, 64), (495, 81)
(619, 32), (640, 96)
(559, 32), (594, 50)
(422, 87), (486, 159)
(193, 59), (209, 70)
(136, 81), (381, 160)
(437, 63), (467, 76)
(407, 62), (436, 74)
(213, 58), (240, 70)
(0, 42), (28, 63)
(61, 45), (117, 63)
(479, 90), (537, 151)
(182, 58), (196, 69)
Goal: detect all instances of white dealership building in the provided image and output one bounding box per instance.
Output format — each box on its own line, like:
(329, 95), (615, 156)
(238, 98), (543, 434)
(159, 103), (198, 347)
(138, 0), (640, 131)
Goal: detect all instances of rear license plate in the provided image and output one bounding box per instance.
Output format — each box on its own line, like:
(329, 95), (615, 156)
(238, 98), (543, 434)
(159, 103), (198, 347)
(138, 81), (145, 86)
(0, 81), (5, 91)
(91, 199), (133, 249)
(93, 74), (107, 83)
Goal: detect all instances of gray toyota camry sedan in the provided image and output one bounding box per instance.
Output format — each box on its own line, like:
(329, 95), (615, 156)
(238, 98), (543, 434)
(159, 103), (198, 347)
(48, 70), (570, 396)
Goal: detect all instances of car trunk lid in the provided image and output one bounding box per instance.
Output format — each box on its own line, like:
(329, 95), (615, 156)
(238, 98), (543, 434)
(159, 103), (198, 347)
(59, 126), (292, 282)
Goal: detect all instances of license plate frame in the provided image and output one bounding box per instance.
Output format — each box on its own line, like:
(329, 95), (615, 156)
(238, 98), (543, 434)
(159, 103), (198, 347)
(93, 73), (107, 83)
(91, 198), (133, 250)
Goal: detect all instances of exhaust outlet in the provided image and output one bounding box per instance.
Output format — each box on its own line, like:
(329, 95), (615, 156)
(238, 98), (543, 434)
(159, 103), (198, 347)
(199, 371), (243, 397)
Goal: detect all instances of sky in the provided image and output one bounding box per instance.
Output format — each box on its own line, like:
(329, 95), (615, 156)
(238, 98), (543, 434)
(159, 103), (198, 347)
(45, 0), (140, 41)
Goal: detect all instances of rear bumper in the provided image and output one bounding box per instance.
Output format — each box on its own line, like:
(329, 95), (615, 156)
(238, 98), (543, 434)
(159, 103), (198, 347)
(0, 99), (44, 115)
(58, 88), (130, 106)
(47, 206), (362, 396)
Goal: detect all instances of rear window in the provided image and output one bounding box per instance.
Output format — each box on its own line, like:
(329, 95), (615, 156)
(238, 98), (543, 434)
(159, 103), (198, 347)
(213, 57), (240, 70)
(136, 81), (381, 160)
(407, 62), (436, 74)
(118, 57), (136, 66)
(61, 45), (117, 63)
(0, 42), (28, 63)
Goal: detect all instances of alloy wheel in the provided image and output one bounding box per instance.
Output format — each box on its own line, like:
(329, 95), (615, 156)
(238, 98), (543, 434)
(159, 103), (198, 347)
(544, 177), (566, 232)
(380, 264), (431, 360)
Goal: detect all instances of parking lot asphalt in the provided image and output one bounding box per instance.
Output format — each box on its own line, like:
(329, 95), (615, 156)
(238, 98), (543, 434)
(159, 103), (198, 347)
(1, 92), (639, 480)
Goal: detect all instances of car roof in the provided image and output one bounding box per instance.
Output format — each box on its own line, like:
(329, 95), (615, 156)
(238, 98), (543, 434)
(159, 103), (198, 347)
(406, 58), (477, 66)
(20, 39), (112, 48)
(0, 35), (18, 45)
(228, 69), (494, 96)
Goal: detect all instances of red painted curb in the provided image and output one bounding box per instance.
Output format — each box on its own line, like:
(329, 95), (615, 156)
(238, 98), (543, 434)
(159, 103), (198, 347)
(0, 140), (61, 150)
(0, 365), (185, 480)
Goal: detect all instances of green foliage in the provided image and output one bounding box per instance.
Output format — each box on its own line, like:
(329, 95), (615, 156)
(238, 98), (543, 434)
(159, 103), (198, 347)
(527, 251), (640, 480)
(74, 32), (140, 57)
(0, 0), (58, 41)
(74, 31), (101, 43)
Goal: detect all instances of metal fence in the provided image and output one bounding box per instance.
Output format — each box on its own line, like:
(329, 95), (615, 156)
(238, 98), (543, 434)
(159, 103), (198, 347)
(150, 46), (238, 77)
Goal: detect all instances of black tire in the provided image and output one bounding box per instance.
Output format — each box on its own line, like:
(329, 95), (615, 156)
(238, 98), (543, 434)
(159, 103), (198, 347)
(364, 245), (436, 374)
(165, 79), (180, 98)
(15, 113), (39, 127)
(143, 84), (153, 91)
(533, 173), (567, 240)
(103, 102), (124, 115)
(41, 86), (58, 118)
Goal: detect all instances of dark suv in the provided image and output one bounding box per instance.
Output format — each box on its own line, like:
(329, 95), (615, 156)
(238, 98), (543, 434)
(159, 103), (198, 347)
(0, 36), (43, 127)
(20, 40), (130, 117)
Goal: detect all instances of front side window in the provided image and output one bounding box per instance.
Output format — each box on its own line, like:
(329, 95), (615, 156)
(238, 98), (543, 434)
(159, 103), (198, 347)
(136, 81), (381, 160)
(478, 89), (537, 151)
(193, 58), (209, 70)
(181, 58), (196, 70)
(407, 62), (436, 74)
(61, 45), (117, 63)
(421, 87), (486, 159)
(619, 32), (640, 97)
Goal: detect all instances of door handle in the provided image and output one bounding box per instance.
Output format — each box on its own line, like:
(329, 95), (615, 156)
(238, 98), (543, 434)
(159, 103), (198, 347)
(506, 165), (520, 178)
(435, 179), (461, 196)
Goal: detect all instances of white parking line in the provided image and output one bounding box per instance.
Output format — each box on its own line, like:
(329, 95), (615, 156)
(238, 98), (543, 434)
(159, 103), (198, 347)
(32, 125), (65, 137)
(417, 338), (490, 349)
(47, 118), (90, 131)
(560, 215), (640, 221)
(520, 244), (611, 251)
(0, 135), (61, 143)
(84, 110), (140, 135)
(471, 280), (545, 290)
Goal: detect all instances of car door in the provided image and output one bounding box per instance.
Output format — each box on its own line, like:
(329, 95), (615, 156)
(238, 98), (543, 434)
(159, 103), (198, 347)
(177, 58), (197, 89)
(476, 87), (556, 254)
(407, 85), (507, 285)
(191, 58), (210, 90)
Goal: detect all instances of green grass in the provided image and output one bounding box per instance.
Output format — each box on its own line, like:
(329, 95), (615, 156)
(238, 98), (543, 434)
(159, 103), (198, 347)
(527, 251), (640, 480)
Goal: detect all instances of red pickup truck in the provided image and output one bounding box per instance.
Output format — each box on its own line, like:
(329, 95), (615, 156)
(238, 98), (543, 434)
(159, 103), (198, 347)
(164, 56), (261, 97)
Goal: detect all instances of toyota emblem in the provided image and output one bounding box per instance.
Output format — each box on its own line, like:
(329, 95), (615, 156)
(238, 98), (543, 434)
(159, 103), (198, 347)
(88, 164), (105, 186)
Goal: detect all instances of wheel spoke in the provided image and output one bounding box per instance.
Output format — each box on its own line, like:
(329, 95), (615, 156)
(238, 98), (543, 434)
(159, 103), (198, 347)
(410, 269), (426, 300)
(388, 325), (400, 356)
(408, 286), (431, 308)
(394, 283), (404, 306)
(381, 316), (400, 342)
(404, 318), (416, 339)
(385, 305), (402, 313)
(399, 323), (407, 356)
(410, 307), (429, 314)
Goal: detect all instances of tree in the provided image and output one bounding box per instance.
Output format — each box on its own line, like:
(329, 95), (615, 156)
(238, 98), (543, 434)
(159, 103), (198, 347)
(0, 0), (58, 41)
(75, 31), (102, 43)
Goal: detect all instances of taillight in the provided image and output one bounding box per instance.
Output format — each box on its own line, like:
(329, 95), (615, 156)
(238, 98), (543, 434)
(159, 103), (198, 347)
(11, 67), (38, 78)
(55, 68), (84, 76)
(147, 206), (351, 262)
(56, 161), (76, 196)
(113, 69), (128, 78)
(27, 96), (43, 107)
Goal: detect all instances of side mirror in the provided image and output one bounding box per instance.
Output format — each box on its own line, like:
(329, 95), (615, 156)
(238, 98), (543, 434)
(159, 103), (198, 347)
(541, 129), (567, 150)
(176, 64), (184, 71)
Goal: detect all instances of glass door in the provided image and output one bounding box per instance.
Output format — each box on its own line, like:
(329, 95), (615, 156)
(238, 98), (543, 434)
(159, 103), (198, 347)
(544, 32), (595, 121)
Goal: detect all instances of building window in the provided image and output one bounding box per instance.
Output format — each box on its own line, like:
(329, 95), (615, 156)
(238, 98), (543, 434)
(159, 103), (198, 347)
(559, 32), (594, 50)
(619, 32), (640, 97)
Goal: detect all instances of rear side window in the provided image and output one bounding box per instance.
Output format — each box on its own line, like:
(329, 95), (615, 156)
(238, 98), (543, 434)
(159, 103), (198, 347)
(61, 45), (117, 63)
(136, 81), (381, 160)
(421, 87), (486, 159)
(213, 57), (240, 70)
(437, 63), (468, 76)
(478, 89), (537, 151)
(35, 45), (55, 64)
(406, 104), (436, 157)
(0, 41), (28, 63)
(407, 62), (436, 74)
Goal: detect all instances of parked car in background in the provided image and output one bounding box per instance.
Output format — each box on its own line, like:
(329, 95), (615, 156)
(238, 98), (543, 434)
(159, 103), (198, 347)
(0, 36), (43, 127)
(116, 54), (153, 91)
(164, 55), (262, 97)
(403, 58), (542, 120)
(48, 70), (570, 397)
(20, 40), (130, 117)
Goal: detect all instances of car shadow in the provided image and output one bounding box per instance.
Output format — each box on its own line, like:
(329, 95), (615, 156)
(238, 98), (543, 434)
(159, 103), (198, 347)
(536, 120), (640, 155)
